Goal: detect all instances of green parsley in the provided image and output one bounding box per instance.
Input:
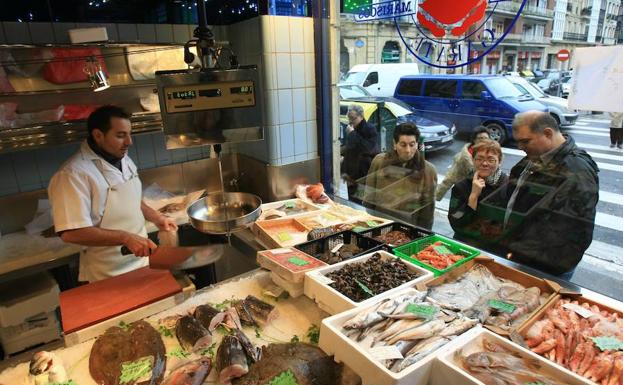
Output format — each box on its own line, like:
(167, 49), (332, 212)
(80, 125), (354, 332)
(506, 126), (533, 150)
(306, 325), (320, 345)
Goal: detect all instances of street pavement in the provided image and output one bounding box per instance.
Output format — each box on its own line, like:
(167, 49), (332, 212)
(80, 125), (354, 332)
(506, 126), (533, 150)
(426, 113), (623, 300)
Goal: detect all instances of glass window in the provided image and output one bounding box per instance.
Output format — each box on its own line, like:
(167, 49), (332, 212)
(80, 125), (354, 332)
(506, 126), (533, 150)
(396, 79), (423, 96)
(364, 71), (379, 87)
(483, 77), (524, 98)
(423, 80), (457, 98)
(461, 81), (486, 99)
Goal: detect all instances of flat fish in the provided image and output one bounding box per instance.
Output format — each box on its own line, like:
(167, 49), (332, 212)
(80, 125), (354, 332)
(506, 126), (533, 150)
(175, 315), (212, 352)
(161, 358), (211, 385)
(89, 320), (166, 385)
(193, 304), (220, 330)
(232, 343), (346, 385)
(216, 335), (249, 384)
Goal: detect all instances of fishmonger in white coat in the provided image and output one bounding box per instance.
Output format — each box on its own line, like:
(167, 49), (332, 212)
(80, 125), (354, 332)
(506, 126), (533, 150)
(48, 105), (178, 283)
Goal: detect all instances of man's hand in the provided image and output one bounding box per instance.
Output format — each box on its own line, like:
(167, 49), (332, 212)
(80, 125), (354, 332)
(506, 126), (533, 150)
(123, 232), (157, 257)
(346, 124), (354, 134)
(471, 172), (486, 197)
(155, 215), (178, 232)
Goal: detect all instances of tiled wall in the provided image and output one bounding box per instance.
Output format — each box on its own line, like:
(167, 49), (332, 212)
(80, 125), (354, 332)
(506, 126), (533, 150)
(0, 131), (212, 197)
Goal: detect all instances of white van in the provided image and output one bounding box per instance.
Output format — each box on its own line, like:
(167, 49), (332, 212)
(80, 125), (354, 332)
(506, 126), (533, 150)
(342, 63), (419, 97)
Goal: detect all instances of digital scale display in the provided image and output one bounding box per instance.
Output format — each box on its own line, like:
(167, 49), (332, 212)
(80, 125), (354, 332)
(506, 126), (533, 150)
(199, 89), (222, 97)
(230, 85), (253, 95)
(170, 90), (196, 100)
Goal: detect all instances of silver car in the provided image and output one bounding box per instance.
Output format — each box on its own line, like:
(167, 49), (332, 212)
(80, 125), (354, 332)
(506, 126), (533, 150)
(507, 76), (579, 126)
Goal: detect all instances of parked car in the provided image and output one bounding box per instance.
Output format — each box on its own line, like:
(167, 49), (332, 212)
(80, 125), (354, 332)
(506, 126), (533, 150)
(342, 63), (419, 97)
(393, 74), (548, 143)
(507, 76), (578, 126)
(338, 83), (371, 99)
(339, 97), (456, 152)
(537, 77), (562, 97)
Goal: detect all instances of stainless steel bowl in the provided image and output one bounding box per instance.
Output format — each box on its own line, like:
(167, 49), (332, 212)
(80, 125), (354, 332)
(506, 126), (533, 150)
(187, 192), (262, 234)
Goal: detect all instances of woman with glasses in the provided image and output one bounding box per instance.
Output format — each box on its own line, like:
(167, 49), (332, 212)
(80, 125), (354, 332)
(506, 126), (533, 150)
(448, 139), (508, 242)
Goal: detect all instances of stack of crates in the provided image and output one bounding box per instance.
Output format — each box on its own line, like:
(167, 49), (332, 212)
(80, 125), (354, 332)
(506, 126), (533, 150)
(0, 272), (61, 356)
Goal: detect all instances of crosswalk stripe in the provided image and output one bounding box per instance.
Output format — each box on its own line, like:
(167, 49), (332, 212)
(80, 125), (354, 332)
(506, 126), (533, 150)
(569, 126), (610, 133)
(568, 130), (609, 137)
(595, 212), (623, 232)
(599, 191), (623, 206)
(574, 122), (590, 126)
(576, 142), (623, 153)
(500, 145), (623, 163)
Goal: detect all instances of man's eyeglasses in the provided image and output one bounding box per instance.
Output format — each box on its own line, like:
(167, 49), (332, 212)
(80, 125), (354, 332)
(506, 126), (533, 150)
(474, 157), (498, 164)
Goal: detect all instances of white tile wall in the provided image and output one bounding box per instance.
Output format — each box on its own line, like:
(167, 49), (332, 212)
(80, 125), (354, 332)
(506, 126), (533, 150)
(306, 87), (316, 121)
(279, 123), (295, 158)
(289, 18), (305, 53)
(304, 53), (315, 87)
(293, 122), (307, 156)
(277, 89), (293, 124)
(290, 53), (305, 88)
(275, 54), (292, 89)
(292, 88), (306, 122)
(274, 17), (290, 53)
(307, 120), (318, 155)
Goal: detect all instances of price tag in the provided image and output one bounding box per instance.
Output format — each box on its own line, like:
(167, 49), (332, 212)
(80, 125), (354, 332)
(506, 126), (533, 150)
(314, 273), (334, 285)
(524, 382), (547, 385)
(433, 245), (453, 255)
(277, 232), (293, 242)
(563, 303), (596, 319)
(51, 381), (77, 385)
(406, 303), (437, 319)
(488, 299), (516, 313)
(284, 202), (295, 209)
(271, 248), (293, 255)
(119, 356), (153, 384)
(355, 279), (375, 297)
(323, 214), (338, 221)
(369, 345), (404, 360)
(366, 220), (379, 227)
(266, 369), (300, 385)
(287, 257), (310, 266)
(352, 226), (367, 233)
(592, 336), (623, 351)
(330, 243), (345, 253)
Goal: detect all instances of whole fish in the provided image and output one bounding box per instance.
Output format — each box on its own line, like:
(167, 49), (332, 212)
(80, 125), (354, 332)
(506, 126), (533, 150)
(162, 358), (211, 385)
(374, 319), (425, 345)
(176, 315), (212, 352)
(427, 265), (504, 310)
(394, 336), (450, 372)
(486, 286), (542, 329)
(387, 319), (445, 345)
(216, 335), (249, 384)
(343, 292), (422, 330)
(439, 317), (478, 337)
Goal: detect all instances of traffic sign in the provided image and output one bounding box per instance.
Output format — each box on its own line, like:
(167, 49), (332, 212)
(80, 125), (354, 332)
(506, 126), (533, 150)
(557, 49), (570, 62)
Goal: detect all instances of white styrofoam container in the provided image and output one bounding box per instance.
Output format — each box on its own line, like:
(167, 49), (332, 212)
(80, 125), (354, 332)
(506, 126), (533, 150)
(0, 312), (61, 355)
(436, 328), (593, 385)
(0, 272), (59, 327)
(270, 271), (304, 298)
(259, 198), (322, 220)
(304, 250), (433, 315)
(319, 288), (482, 385)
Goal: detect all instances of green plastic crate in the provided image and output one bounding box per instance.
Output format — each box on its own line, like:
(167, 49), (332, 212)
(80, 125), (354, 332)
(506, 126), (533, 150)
(392, 234), (481, 276)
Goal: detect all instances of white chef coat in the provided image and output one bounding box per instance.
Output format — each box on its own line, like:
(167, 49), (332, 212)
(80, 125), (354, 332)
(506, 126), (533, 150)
(48, 141), (139, 234)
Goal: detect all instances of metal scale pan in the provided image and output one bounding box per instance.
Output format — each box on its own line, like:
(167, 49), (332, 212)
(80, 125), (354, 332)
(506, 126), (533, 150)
(187, 191), (262, 234)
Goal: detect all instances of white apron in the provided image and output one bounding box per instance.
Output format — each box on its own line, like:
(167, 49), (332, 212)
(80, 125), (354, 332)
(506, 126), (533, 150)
(79, 169), (148, 283)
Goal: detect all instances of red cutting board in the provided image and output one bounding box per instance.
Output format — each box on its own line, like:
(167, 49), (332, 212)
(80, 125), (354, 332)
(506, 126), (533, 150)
(59, 267), (182, 334)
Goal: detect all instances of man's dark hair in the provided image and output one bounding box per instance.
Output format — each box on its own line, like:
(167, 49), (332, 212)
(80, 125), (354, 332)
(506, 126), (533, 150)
(512, 111), (560, 133)
(470, 126), (490, 145)
(87, 105), (131, 137)
(393, 122), (420, 142)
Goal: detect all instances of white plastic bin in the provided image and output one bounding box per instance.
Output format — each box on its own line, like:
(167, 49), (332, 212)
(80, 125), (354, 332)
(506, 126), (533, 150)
(0, 272), (60, 327)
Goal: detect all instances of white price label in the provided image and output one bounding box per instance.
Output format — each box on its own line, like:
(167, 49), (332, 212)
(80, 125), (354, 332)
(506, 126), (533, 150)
(330, 243), (345, 254)
(563, 303), (597, 319)
(369, 345), (404, 361)
(271, 248), (293, 255)
(314, 273), (334, 285)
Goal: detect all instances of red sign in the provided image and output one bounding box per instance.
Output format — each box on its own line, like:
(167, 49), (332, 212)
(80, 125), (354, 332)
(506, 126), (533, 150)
(557, 49), (570, 61)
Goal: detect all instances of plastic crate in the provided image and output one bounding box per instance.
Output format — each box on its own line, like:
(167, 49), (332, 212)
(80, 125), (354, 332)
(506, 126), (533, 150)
(294, 230), (384, 265)
(360, 222), (432, 248)
(393, 234), (480, 276)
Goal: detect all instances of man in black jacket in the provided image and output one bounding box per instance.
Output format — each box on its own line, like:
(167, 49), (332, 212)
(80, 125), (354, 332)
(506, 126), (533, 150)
(341, 104), (379, 204)
(501, 111), (599, 278)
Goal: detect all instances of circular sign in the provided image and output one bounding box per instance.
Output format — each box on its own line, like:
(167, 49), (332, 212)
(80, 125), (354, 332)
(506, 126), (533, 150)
(395, 0), (529, 69)
(355, 39), (365, 48)
(557, 49), (570, 62)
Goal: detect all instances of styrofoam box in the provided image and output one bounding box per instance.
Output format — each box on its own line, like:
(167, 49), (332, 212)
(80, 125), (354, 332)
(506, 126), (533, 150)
(0, 312), (61, 355)
(319, 288), (482, 385)
(0, 272), (60, 327)
(304, 250), (433, 315)
(259, 198), (322, 220)
(436, 328), (592, 385)
(270, 271), (304, 298)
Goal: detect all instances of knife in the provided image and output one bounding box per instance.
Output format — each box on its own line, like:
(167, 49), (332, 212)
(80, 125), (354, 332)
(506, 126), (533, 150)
(120, 245), (223, 270)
